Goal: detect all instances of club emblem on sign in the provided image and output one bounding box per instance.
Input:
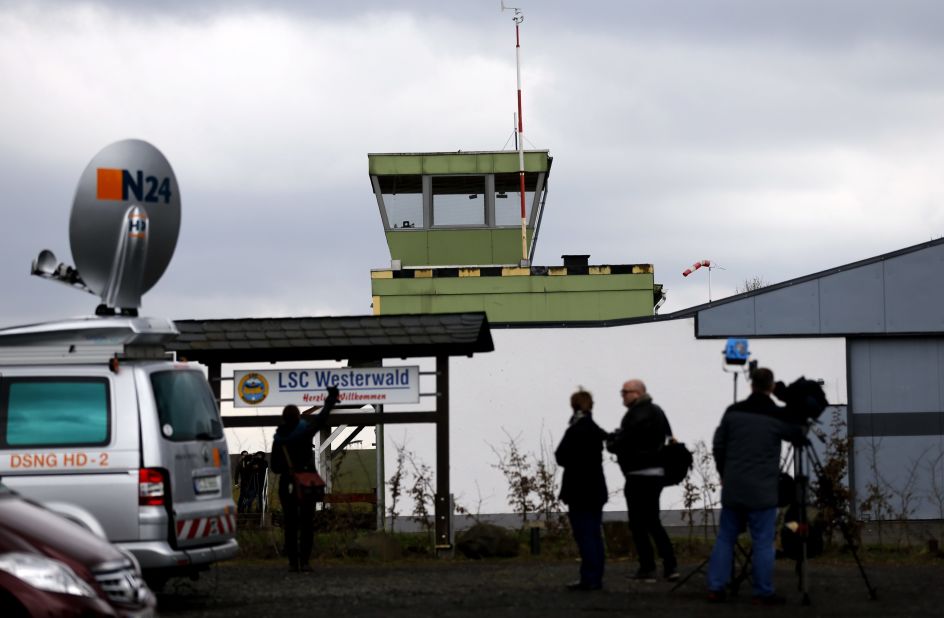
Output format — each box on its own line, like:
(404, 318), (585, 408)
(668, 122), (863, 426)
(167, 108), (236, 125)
(237, 372), (269, 405)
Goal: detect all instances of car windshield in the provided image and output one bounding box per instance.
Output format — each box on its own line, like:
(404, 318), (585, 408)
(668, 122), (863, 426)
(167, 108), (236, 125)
(150, 370), (223, 442)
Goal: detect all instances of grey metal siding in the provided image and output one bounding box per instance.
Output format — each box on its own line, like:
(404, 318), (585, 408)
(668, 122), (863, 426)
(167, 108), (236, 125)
(819, 263), (885, 333)
(697, 242), (944, 338)
(754, 280), (820, 335)
(697, 298), (755, 336)
(849, 338), (944, 520)
(849, 338), (944, 427)
(884, 244), (944, 333)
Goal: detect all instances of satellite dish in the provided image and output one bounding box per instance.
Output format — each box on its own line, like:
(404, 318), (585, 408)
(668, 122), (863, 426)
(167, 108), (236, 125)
(68, 139), (180, 310)
(32, 249), (58, 277)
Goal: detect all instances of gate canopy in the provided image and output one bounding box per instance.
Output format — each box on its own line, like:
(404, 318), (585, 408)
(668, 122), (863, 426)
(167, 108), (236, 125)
(168, 312), (491, 553)
(170, 312), (493, 363)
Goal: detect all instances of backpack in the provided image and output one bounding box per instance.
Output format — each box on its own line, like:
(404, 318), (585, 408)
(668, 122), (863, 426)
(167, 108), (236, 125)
(661, 441), (694, 486)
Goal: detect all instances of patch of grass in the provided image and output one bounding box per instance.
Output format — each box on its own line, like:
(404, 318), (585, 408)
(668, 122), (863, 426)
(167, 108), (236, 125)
(235, 528), (284, 560)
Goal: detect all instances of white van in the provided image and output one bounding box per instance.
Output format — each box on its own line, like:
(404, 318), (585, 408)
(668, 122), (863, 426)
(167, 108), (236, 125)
(0, 315), (238, 584)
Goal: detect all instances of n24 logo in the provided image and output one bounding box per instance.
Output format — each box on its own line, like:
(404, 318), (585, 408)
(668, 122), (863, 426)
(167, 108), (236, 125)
(97, 168), (173, 204)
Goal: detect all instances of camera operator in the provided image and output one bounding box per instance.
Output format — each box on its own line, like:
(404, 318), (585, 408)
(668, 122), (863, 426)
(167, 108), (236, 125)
(706, 367), (806, 605)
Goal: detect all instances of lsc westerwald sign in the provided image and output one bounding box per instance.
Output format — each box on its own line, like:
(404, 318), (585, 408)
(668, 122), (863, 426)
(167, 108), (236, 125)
(233, 367), (419, 408)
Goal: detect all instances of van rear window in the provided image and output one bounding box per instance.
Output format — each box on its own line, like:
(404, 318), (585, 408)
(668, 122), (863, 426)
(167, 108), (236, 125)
(1, 379), (110, 447)
(150, 370), (223, 442)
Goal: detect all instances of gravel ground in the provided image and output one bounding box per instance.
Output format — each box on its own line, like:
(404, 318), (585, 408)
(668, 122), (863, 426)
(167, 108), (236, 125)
(157, 557), (944, 617)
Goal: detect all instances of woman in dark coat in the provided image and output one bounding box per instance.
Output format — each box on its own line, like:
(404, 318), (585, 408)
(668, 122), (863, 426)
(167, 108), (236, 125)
(270, 386), (339, 572)
(555, 389), (609, 591)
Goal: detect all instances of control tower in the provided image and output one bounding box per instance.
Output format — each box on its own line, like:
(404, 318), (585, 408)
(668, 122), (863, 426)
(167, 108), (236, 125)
(368, 150), (663, 323)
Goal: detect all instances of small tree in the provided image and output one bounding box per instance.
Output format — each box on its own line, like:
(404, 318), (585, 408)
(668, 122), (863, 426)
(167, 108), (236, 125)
(680, 471), (701, 546)
(926, 449), (944, 544)
(453, 481), (487, 525)
(406, 451), (435, 538)
(387, 441), (408, 532)
(489, 430), (536, 524)
(857, 438), (894, 544)
(810, 408), (857, 546)
(736, 276), (769, 293)
(889, 448), (930, 547)
(532, 429), (565, 533)
(689, 440), (720, 540)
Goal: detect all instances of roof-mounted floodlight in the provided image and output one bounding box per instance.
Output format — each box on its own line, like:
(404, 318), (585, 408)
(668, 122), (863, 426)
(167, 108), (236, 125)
(31, 139), (181, 316)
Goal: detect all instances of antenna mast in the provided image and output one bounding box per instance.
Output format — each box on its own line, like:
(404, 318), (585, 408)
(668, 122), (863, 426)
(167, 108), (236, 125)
(503, 1), (528, 263)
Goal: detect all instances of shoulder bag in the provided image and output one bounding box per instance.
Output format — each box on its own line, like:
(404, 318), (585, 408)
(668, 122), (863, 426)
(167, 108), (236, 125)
(281, 445), (326, 502)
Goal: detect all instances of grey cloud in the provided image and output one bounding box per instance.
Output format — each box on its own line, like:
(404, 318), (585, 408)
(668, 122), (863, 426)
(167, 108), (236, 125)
(15, 0), (944, 51)
(3, 0), (944, 324)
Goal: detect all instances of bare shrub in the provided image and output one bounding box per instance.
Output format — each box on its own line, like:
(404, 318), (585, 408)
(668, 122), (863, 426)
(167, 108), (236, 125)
(489, 428), (567, 532)
(810, 408), (858, 546)
(489, 430), (537, 525)
(387, 441), (408, 533)
(405, 450), (436, 538)
(857, 438), (894, 545)
(927, 449), (944, 543)
(736, 276), (769, 293)
(677, 441), (722, 549)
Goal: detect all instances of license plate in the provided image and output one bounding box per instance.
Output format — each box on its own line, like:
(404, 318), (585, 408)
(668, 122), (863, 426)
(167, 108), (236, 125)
(194, 475), (221, 494)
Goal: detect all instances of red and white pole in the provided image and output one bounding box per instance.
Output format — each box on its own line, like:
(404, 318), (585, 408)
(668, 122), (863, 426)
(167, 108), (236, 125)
(513, 9), (527, 263)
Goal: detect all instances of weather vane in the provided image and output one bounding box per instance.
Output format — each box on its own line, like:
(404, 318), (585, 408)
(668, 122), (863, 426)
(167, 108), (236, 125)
(501, 1), (523, 22)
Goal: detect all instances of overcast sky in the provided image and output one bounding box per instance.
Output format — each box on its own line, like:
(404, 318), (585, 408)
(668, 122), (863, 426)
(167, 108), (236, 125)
(2, 0), (944, 323)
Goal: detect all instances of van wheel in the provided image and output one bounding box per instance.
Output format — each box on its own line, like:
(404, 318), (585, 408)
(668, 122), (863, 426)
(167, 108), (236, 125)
(143, 573), (169, 593)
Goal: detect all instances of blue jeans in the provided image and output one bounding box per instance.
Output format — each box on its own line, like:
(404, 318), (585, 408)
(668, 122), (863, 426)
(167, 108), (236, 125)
(707, 506), (778, 597)
(568, 510), (605, 587)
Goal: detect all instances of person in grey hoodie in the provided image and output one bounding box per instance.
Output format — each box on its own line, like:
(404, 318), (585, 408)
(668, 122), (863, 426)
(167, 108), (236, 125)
(706, 368), (806, 605)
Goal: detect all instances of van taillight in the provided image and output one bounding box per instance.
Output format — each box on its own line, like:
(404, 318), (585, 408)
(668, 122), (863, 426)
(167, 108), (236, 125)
(139, 468), (166, 506)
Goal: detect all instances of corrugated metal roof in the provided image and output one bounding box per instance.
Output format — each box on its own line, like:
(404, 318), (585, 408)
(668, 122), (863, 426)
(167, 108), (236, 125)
(171, 312), (493, 363)
(486, 237), (944, 334)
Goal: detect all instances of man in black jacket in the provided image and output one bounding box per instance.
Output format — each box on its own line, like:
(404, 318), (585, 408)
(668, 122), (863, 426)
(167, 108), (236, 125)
(555, 389), (609, 591)
(707, 368), (805, 605)
(608, 379), (678, 582)
(270, 386), (339, 572)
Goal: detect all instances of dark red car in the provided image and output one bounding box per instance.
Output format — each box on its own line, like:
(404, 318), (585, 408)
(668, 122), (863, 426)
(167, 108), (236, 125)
(0, 481), (155, 617)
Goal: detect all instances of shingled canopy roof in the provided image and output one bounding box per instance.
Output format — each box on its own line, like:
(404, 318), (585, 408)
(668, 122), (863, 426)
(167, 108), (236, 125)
(170, 312), (493, 363)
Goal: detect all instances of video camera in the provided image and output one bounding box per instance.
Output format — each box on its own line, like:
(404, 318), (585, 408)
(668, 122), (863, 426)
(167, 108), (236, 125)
(773, 377), (828, 424)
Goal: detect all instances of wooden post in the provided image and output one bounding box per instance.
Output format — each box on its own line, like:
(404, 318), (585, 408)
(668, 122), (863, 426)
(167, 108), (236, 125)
(435, 356), (451, 555)
(207, 361), (222, 405)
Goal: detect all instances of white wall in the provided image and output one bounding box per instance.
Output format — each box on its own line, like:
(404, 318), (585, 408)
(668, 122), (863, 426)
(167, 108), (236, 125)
(382, 317), (847, 514)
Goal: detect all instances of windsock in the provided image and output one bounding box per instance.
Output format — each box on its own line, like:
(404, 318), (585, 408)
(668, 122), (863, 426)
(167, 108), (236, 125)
(682, 260), (711, 277)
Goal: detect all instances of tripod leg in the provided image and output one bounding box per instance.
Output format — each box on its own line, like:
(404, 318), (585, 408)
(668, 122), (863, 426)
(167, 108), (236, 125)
(804, 444), (878, 601)
(730, 543), (752, 596)
(669, 555), (710, 593)
(795, 446), (812, 605)
(838, 518), (879, 600)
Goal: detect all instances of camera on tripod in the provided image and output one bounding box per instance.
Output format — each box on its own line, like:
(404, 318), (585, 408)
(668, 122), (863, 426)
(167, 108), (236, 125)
(773, 377), (829, 425)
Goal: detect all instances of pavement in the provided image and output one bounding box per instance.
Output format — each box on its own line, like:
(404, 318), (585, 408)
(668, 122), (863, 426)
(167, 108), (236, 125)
(157, 556), (944, 617)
